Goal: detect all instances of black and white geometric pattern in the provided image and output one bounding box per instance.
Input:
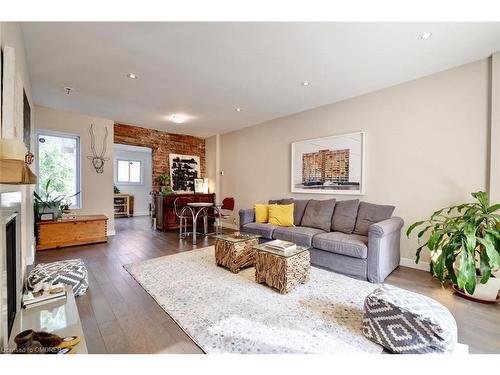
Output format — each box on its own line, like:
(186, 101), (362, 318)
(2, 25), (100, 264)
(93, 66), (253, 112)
(26, 259), (89, 296)
(362, 285), (457, 354)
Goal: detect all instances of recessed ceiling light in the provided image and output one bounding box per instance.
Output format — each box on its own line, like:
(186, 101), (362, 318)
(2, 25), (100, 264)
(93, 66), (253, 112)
(127, 73), (138, 79)
(301, 81), (310, 86)
(171, 114), (189, 124)
(417, 32), (432, 40)
(235, 107), (242, 112)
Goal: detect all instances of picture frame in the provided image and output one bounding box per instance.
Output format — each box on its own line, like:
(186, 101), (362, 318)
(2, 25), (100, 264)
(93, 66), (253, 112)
(40, 213), (55, 221)
(291, 131), (365, 195)
(169, 153), (201, 193)
(193, 178), (205, 193)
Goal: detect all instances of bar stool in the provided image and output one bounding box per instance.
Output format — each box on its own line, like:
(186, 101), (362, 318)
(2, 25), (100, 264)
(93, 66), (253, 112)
(174, 197), (194, 239)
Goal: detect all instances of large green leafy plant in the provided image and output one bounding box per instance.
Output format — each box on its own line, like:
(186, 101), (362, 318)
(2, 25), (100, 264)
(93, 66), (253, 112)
(34, 179), (80, 217)
(407, 191), (500, 294)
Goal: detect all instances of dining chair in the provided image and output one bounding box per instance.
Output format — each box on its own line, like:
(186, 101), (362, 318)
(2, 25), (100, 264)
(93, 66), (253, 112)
(211, 197), (235, 234)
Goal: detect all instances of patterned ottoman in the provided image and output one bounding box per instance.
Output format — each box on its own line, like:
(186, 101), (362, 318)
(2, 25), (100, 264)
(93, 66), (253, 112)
(26, 259), (89, 296)
(363, 285), (457, 354)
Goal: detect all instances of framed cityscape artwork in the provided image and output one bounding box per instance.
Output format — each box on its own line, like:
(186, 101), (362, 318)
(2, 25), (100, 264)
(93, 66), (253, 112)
(169, 153), (201, 193)
(291, 132), (365, 195)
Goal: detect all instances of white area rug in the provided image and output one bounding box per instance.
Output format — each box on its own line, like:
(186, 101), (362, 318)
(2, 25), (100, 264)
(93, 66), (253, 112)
(124, 246), (383, 354)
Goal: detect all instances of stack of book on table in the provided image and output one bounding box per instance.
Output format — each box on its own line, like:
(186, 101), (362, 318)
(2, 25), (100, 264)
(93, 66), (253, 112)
(22, 284), (67, 309)
(264, 240), (297, 254)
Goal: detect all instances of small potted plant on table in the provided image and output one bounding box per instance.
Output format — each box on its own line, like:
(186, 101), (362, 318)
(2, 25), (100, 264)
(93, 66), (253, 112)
(407, 191), (500, 303)
(157, 173), (174, 195)
(34, 179), (80, 220)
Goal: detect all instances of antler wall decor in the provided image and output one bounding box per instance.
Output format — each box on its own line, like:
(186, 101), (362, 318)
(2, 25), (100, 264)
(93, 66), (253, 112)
(87, 124), (110, 174)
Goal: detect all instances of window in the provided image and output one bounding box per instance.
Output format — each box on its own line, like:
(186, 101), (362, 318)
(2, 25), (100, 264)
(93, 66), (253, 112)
(36, 130), (81, 208)
(117, 159), (142, 183)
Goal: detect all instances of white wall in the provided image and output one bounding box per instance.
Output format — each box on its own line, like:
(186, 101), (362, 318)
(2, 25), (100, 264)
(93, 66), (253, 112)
(35, 105), (115, 234)
(205, 135), (219, 197)
(113, 144), (152, 216)
(490, 52), (500, 204)
(217, 58), (494, 265)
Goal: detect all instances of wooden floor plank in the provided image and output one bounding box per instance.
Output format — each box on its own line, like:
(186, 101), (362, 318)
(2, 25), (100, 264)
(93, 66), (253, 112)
(35, 216), (499, 354)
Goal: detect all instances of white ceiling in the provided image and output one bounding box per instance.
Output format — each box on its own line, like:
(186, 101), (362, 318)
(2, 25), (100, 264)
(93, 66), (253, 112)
(22, 22), (500, 138)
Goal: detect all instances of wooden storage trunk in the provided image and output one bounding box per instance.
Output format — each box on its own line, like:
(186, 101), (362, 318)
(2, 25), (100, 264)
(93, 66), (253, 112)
(36, 215), (108, 251)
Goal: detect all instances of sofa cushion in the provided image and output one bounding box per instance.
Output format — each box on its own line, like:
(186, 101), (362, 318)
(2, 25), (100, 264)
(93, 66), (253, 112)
(312, 232), (368, 259)
(241, 222), (279, 239)
(254, 204), (270, 223)
(268, 204), (294, 227)
(363, 285), (457, 353)
(268, 198), (294, 205)
(301, 199), (336, 232)
(353, 202), (395, 236)
(273, 226), (326, 247)
(293, 199), (310, 226)
(331, 199), (360, 234)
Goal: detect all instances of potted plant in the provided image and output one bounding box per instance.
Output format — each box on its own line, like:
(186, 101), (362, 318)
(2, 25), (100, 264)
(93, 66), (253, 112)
(157, 173), (174, 195)
(34, 179), (80, 220)
(407, 191), (500, 302)
(60, 201), (71, 214)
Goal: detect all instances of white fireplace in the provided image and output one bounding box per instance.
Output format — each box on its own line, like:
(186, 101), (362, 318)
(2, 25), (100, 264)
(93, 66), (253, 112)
(0, 185), (33, 351)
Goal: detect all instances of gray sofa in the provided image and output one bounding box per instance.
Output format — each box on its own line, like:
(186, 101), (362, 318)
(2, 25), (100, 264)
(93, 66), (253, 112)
(239, 198), (403, 283)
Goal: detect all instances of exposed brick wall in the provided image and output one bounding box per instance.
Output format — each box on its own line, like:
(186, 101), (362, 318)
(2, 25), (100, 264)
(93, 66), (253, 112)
(114, 123), (206, 192)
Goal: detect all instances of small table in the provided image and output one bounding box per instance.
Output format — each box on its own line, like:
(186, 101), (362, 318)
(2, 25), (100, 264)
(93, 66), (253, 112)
(8, 287), (88, 354)
(213, 233), (261, 273)
(253, 243), (310, 294)
(186, 202), (214, 244)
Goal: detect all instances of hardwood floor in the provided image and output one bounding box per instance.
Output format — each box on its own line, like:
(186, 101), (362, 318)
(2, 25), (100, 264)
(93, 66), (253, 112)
(36, 216), (499, 354)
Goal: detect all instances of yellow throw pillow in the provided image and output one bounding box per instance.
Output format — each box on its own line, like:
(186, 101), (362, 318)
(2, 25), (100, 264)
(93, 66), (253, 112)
(268, 204), (295, 227)
(254, 204), (270, 223)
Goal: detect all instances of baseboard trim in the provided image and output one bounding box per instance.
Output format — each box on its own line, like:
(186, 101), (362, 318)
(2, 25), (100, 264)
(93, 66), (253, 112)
(107, 230), (116, 236)
(399, 257), (430, 271)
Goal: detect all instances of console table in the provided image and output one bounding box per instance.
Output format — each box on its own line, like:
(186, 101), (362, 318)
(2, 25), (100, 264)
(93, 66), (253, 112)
(36, 215), (108, 251)
(155, 193), (215, 231)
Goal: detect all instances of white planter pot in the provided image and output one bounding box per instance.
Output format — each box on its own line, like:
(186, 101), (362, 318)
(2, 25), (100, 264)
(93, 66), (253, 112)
(458, 276), (500, 302)
(471, 277), (500, 301)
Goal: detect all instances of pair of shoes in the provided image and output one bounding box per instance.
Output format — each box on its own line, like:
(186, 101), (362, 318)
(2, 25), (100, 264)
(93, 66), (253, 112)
(13, 330), (80, 354)
(34, 331), (80, 353)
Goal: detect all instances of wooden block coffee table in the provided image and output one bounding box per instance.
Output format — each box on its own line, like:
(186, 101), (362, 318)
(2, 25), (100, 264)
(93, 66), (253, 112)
(253, 243), (310, 294)
(214, 233), (261, 273)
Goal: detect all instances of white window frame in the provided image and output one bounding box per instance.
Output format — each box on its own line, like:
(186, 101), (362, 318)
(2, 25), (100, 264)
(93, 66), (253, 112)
(116, 158), (143, 185)
(35, 129), (82, 209)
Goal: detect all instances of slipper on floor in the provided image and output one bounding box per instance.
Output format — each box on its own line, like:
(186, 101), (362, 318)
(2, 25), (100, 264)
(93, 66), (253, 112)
(56, 336), (80, 348)
(33, 331), (80, 349)
(54, 346), (77, 354)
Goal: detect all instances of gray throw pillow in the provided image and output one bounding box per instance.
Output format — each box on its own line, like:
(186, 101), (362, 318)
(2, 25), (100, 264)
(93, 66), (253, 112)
(353, 202), (395, 236)
(331, 199), (360, 234)
(301, 199), (336, 232)
(293, 199), (310, 226)
(268, 198), (294, 205)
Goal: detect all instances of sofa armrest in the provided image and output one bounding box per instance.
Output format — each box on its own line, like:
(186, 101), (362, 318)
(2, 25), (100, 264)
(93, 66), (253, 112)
(369, 217), (404, 238)
(239, 208), (255, 229)
(367, 217), (404, 283)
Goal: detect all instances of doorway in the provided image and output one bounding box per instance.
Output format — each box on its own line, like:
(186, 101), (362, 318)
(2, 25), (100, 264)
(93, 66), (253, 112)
(113, 144), (153, 220)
